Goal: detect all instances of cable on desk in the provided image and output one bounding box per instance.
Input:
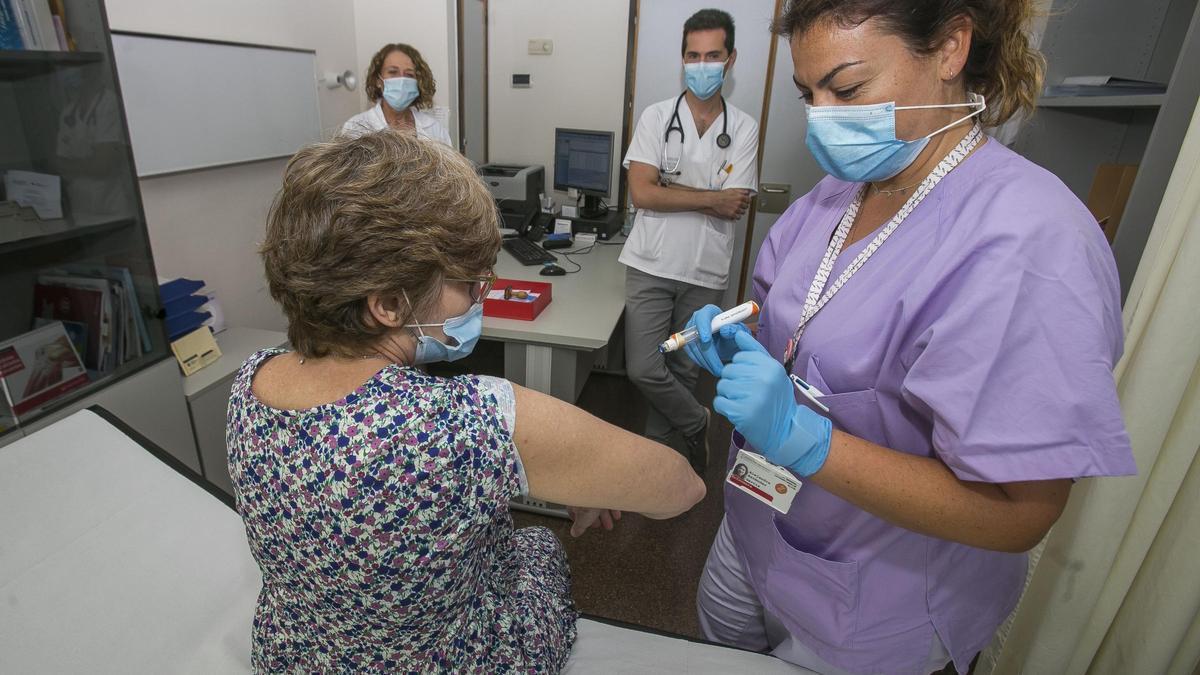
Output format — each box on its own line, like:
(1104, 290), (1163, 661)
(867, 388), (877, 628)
(559, 243), (596, 274)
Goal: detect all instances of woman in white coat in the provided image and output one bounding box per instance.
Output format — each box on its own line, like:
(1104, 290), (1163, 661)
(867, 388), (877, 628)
(342, 43), (453, 147)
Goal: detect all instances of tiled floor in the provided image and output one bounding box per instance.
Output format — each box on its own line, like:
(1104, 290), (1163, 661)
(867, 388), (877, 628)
(434, 341), (730, 640)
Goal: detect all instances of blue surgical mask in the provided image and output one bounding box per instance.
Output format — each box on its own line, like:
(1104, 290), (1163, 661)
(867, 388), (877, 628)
(405, 302), (483, 365)
(382, 77), (420, 112)
(684, 61), (726, 101)
(804, 93), (987, 183)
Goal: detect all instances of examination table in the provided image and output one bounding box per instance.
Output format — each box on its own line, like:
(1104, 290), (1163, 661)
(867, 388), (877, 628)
(0, 408), (805, 673)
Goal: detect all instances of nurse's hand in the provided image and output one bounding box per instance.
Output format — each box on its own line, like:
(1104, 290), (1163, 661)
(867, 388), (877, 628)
(682, 304), (748, 376)
(714, 331), (832, 477)
(706, 189), (751, 220)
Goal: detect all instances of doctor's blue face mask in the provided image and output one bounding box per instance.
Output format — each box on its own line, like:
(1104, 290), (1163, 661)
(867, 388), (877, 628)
(382, 77), (420, 112)
(804, 93), (987, 183)
(684, 61), (726, 101)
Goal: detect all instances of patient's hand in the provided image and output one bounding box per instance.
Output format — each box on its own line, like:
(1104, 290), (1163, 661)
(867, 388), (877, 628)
(567, 507), (622, 538)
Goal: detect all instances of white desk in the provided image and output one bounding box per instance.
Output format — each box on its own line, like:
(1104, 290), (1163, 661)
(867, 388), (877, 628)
(183, 327), (288, 496)
(486, 240), (626, 402)
(0, 408), (810, 673)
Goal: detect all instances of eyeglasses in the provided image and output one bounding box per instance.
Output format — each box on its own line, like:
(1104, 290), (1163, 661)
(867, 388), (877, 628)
(447, 272), (496, 304)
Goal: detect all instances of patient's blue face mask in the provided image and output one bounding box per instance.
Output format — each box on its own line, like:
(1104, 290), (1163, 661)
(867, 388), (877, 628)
(382, 77), (420, 112)
(804, 93), (986, 183)
(684, 61), (726, 101)
(403, 294), (483, 365)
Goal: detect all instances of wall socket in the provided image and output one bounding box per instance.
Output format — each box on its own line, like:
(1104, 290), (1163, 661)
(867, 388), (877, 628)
(527, 39), (553, 55)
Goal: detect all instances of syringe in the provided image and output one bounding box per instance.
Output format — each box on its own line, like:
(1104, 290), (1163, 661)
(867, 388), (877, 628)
(658, 301), (760, 353)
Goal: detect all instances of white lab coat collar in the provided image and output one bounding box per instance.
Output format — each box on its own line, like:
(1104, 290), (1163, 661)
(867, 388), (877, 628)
(370, 102), (439, 133)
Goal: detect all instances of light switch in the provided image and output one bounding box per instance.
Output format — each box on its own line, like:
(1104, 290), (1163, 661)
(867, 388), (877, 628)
(527, 39), (553, 55)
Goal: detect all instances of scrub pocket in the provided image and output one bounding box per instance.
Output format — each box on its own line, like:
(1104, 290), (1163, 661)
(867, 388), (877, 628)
(805, 355), (888, 445)
(634, 211), (668, 259)
(762, 514), (861, 647)
(695, 222), (733, 279)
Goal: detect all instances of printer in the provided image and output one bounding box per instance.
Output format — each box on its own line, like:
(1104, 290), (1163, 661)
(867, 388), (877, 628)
(479, 163), (543, 206)
(479, 164), (544, 234)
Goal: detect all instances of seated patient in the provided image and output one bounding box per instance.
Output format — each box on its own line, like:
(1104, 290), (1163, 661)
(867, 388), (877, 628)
(228, 130), (706, 673)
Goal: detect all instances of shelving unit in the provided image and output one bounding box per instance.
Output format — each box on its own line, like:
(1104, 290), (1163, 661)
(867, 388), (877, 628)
(0, 216), (134, 254)
(1014, 0), (1200, 300)
(0, 49), (103, 80)
(0, 0), (190, 457)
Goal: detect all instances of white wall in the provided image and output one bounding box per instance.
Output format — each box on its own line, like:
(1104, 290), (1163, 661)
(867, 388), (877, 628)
(488, 0), (630, 200)
(352, 0), (458, 146)
(105, 0), (363, 332)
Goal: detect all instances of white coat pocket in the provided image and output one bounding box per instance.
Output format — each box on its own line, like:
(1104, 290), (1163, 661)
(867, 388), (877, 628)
(633, 211), (668, 259)
(695, 220), (733, 279)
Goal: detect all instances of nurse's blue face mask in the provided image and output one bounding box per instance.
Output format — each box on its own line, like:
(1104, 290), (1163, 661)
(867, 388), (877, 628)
(382, 77), (420, 112)
(804, 93), (986, 183)
(684, 61), (726, 101)
(403, 291), (483, 365)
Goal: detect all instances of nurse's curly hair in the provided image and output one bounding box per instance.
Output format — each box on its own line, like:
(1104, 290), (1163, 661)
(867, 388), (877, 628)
(772, 0), (1045, 127)
(364, 43), (436, 110)
(261, 131), (500, 359)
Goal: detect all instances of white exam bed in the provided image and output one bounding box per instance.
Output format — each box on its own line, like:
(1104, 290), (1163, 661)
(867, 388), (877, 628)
(0, 408), (805, 674)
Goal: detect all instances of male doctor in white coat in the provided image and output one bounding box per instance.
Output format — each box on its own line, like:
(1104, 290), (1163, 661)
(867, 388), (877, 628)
(621, 8), (759, 470)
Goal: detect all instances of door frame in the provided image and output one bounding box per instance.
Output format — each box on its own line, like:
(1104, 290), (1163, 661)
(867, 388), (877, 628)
(737, 0), (785, 302)
(456, 0), (488, 161)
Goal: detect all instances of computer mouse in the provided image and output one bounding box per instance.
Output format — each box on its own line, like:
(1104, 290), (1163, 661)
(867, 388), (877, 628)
(539, 263), (566, 276)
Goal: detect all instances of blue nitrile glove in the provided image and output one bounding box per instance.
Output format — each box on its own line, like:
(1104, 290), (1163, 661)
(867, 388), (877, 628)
(683, 304), (750, 377)
(713, 331), (832, 477)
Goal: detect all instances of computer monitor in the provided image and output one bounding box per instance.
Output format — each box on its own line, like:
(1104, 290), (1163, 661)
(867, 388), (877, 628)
(554, 128), (613, 219)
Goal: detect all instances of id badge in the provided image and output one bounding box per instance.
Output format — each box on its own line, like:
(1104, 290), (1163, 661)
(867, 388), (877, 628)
(726, 448), (802, 514)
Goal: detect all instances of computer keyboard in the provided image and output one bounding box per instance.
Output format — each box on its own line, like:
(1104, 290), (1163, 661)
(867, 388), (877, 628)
(503, 237), (558, 266)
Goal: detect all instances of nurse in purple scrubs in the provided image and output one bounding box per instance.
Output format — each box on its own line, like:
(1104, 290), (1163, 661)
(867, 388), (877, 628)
(683, 1), (1136, 674)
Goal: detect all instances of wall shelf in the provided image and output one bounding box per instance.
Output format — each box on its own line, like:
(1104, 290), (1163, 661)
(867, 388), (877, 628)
(1016, 0), (1200, 301)
(0, 50), (104, 81)
(0, 217), (136, 256)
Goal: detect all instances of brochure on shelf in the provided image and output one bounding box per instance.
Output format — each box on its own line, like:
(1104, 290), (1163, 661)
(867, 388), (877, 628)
(0, 321), (89, 419)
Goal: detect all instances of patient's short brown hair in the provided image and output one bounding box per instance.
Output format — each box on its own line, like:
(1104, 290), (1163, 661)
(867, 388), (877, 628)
(261, 130), (500, 358)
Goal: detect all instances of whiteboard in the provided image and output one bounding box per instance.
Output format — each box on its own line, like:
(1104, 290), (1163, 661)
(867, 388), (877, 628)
(112, 32), (321, 177)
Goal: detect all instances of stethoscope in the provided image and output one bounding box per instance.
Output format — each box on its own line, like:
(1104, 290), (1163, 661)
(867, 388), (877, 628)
(662, 91), (731, 175)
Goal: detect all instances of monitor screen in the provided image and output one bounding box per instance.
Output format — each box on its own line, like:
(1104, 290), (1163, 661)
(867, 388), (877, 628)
(554, 128), (613, 197)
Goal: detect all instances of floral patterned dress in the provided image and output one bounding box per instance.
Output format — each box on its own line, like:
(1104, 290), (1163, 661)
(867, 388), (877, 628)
(227, 349), (577, 673)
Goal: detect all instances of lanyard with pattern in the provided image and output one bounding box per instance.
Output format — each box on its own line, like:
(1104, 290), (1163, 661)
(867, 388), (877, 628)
(782, 124), (984, 375)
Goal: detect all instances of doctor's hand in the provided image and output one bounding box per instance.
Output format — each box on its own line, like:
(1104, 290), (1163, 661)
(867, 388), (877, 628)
(713, 331), (832, 477)
(705, 188), (751, 220)
(567, 507), (622, 538)
(682, 304), (749, 377)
